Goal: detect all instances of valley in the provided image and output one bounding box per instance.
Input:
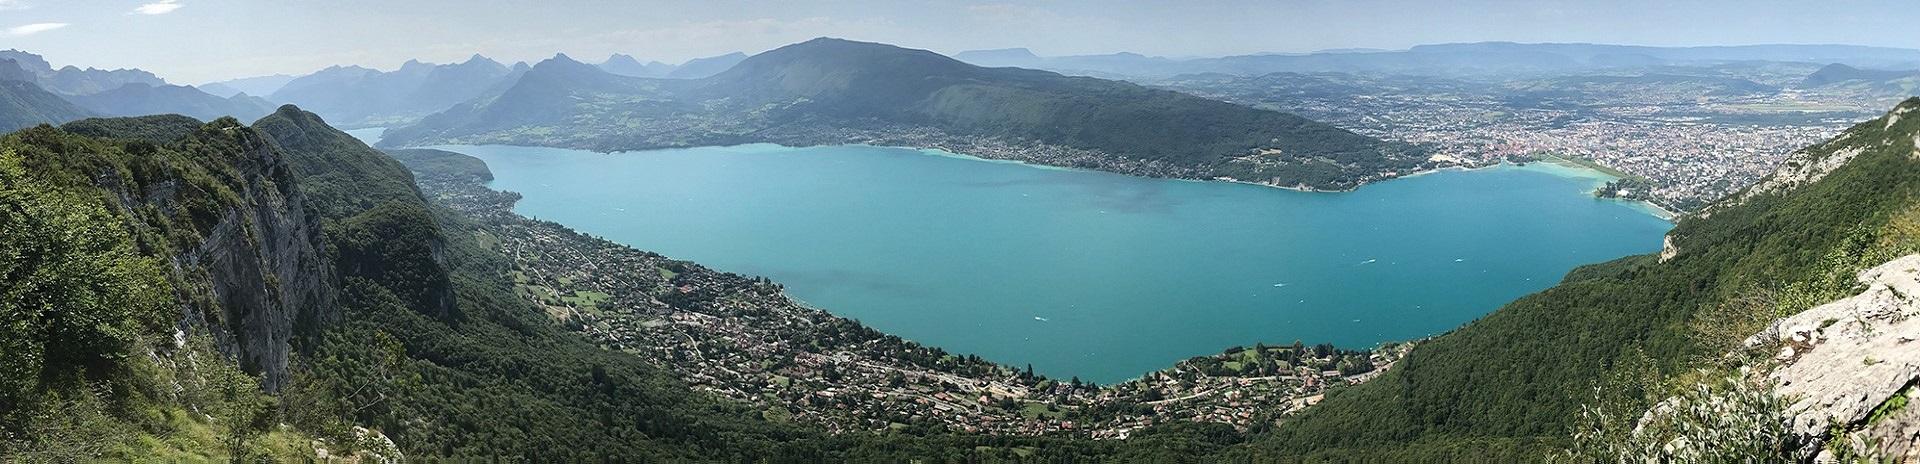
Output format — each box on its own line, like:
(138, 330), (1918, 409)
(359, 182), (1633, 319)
(399, 150), (1414, 437)
(5, 6), (1920, 460)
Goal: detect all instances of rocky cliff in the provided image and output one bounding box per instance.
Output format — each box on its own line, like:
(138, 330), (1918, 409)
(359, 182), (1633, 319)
(70, 115), (338, 391)
(1738, 254), (1920, 460)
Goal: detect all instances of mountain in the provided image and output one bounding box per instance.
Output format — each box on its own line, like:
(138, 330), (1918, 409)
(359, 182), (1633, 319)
(966, 42), (1920, 79)
(0, 108), (790, 461)
(198, 74), (297, 98)
(598, 53), (676, 77)
(0, 49), (168, 95)
(1799, 63), (1920, 99)
(383, 38), (1424, 190)
(665, 51), (748, 78)
(1801, 63), (1919, 86)
(0, 75), (94, 131)
(268, 56), (516, 126)
(1223, 98), (1920, 461)
(66, 83), (276, 121)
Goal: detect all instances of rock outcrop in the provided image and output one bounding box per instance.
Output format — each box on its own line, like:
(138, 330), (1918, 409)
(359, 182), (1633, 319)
(1745, 254), (1920, 459)
(183, 133), (336, 392)
(88, 118), (338, 391)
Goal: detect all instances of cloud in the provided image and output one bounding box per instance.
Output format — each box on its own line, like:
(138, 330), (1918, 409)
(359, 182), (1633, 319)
(7, 22), (67, 36)
(132, 0), (182, 15)
(0, 0), (28, 11)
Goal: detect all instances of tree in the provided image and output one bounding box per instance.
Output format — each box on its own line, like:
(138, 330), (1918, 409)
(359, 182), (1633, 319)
(0, 146), (170, 436)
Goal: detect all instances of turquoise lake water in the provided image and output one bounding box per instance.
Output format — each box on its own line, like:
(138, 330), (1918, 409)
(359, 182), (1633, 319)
(396, 135), (1672, 384)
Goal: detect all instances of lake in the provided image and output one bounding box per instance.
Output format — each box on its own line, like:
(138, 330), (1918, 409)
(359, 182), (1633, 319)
(395, 135), (1672, 383)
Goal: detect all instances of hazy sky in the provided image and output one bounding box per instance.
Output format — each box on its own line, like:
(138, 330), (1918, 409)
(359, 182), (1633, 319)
(3, 0), (1918, 83)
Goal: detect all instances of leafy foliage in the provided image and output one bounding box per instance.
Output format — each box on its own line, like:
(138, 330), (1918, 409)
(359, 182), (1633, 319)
(1565, 369), (1807, 463)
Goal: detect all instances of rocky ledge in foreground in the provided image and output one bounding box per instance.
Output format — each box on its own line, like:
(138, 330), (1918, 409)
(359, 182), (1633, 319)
(1746, 254), (1920, 459)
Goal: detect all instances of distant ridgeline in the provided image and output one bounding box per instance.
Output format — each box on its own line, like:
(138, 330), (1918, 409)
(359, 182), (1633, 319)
(0, 49), (275, 131)
(381, 38), (1429, 191)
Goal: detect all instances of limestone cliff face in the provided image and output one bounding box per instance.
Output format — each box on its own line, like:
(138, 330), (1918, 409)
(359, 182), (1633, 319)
(187, 134), (336, 392)
(256, 105), (458, 322)
(97, 125), (338, 392)
(1744, 254), (1920, 460)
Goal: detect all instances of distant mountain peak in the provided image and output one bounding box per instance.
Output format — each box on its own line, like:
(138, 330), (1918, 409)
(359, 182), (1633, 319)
(1801, 62), (1918, 87)
(398, 59), (434, 73)
(450, 55), (505, 71)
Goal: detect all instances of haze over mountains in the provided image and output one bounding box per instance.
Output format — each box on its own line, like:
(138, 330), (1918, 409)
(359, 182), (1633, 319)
(954, 42), (1920, 79)
(596, 52), (750, 79)
(0, 49), (168, 95)
(382, 38), (1425, 190)
(4, 40), (1916, 138)
(198, 74), (298, 98)
(267, 55), (525, 127)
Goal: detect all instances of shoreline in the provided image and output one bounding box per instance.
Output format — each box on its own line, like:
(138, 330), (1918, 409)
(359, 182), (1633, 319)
(411, 137), (1683, 222)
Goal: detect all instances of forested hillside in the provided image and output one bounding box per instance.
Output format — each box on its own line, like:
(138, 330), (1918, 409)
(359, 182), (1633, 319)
(1218, 97), (1920, 462)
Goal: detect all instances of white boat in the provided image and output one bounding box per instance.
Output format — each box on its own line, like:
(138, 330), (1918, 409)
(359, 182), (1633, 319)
(1033, 316), (1049, 322)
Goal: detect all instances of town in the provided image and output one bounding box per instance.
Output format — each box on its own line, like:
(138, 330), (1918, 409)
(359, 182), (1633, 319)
(1160, 70), (1901, 212)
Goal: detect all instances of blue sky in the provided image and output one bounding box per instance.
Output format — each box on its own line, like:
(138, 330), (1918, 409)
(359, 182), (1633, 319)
(2, 0), (1918, 83)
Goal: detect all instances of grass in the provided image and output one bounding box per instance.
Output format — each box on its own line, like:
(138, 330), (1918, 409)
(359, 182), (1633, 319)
(100, 406), (316, 463)
(1019, 401), (1066, 420)
(1868, 386), (1911, 426)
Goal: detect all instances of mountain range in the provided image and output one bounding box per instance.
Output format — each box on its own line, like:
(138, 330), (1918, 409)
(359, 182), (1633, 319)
(597, 52), (748, 79)
(267, 55), (525, 127)
(383, 38), (1425, 190)
(0, 50), (277, 128)
(65, 83), (276, 122)
(198, 74), (299, 98)
(0, 49), (168, 95)
(955, 42), (1920, 79)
